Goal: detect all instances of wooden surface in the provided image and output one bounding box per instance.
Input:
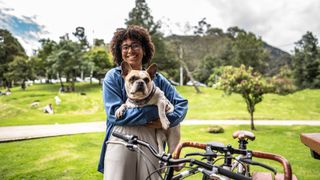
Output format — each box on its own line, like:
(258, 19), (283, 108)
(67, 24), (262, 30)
(300, 133), (320, 154)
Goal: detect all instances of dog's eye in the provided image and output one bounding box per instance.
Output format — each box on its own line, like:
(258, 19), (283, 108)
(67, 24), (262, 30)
(129, 76), (137, 83)
(143, 78), (149, 83)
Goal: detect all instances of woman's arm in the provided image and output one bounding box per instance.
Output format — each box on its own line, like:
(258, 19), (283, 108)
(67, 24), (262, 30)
(156, 74), (188, 127)
(103, 68), (159, 126)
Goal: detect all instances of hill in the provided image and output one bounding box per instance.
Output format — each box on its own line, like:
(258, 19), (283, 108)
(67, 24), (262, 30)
(165, 34), (292, 76)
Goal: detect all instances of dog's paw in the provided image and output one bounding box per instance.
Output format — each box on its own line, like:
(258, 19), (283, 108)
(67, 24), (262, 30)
(115, 105), (126, 119)
(165, 103), (174, 113)
(115, 109), (123, 119)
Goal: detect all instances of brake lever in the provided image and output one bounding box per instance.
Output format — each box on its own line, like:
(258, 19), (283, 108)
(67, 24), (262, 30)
(240, 158), (277, 174)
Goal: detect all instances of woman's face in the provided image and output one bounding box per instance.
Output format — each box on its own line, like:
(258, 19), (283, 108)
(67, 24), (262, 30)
(121, 38), (144, 70)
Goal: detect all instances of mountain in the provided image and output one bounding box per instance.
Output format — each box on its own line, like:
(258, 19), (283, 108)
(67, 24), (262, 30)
(263, 42), (292, 75)
(165, 34), (292, 76)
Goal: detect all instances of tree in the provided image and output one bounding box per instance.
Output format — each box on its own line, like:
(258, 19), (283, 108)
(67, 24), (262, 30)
(125, 0), (160, 34)
(48, 39), (85, 91)
(0, 29), (27, 88)
(292, 31), (320, 89)
(206, 27), (224, 37)
(83, 46), (112, 84)
(267, 65), (296, 95)
(218, 65), (267, 130)
(231, 31), (270, 75)
(226, 26), (245, 39)
(36, 39), (58, 82)
(125, 0), (179, 77)
(193, 18), (211, 36)
(4, 56), (35, 89)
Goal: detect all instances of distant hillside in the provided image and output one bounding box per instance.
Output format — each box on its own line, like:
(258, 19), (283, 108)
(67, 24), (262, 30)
(165, 34), (292, 76)
(263, 42), (292, 75)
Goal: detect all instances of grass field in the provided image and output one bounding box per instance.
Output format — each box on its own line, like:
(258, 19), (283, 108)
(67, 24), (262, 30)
(1, 83), (320, 126)
(0, 83), (319, 179)
(0, 125), (319, 179)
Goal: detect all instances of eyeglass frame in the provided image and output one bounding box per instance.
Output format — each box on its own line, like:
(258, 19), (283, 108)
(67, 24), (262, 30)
(120, 42), (142, 52)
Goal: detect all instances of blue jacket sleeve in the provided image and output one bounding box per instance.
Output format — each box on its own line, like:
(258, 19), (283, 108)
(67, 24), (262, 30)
(103, 68), (159, 126)
(155, 74), (188, 127)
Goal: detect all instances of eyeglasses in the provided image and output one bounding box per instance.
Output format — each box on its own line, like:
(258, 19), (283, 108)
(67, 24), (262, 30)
(121, 43), (142, 52)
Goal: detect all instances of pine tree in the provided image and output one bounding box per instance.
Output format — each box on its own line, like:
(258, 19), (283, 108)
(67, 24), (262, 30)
(293, 31), (320, 88)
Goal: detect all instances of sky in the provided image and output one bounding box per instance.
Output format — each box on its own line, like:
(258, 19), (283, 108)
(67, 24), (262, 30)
(1, 0), (320, 55)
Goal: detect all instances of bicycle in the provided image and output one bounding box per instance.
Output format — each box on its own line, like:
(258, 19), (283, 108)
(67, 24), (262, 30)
(173, 130), (294, 180)
(109, 131), (293, 180)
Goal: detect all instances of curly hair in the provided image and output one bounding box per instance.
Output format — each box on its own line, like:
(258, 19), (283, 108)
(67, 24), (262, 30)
(110, 25), (155, 67)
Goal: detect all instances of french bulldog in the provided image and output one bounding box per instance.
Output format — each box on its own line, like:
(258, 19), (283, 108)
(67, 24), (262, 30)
(115, 61), (180, 155)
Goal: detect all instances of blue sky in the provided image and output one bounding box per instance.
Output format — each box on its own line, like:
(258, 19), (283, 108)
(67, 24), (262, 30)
(1, 0), (320, 55)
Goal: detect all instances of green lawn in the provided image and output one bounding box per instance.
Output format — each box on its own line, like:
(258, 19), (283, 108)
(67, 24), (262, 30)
(0, 83), (105, 126)
(1, 84), (320, 126)
(0, 125), (319, 179)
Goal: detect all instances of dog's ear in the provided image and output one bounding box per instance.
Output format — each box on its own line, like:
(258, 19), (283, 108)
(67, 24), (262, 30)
(121, 61), (132, 77)
(146, 63), (157, 80)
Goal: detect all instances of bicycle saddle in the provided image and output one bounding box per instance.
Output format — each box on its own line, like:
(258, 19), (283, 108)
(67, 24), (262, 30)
(232, 130), (256, 141)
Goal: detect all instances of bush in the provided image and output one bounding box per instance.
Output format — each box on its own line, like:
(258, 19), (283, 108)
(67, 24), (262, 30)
(208, 125), (224, 134)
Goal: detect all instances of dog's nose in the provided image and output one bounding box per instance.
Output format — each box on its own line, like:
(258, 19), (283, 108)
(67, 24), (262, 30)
(137, 81), (144, 87)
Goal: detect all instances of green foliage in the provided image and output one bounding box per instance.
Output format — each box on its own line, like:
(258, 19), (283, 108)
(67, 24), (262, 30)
(267, 66), (297, 95)
(47, 39), (87, 90)
(4, 56), (35, 88)
(231, 31), (270, 75)
(36, 38), (58, 78)
(125, 0), (179, 78)
(125, 0), (160, 34)
(293, 31), (320, 89)
(207, 66), (225, 87)
(0, 29), (27, 87)
(218, 65), (267, 130)
(193, 17), (211, 35)
(83, 47), (113, 83)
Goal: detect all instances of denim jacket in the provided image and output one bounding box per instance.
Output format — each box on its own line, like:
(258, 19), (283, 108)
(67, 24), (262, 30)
(98, 66), (188, 173)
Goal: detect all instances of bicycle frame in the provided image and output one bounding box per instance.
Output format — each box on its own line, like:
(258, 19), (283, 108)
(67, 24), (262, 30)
(111, 132), (252, 180)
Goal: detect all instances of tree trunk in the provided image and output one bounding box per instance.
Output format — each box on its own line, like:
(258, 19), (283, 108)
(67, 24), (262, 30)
(71, 69), (76, 92)
(178, 46), (201, 93)
(250, 110), (255, 130)
(21, 80), (26, 90)
(58, 73), (65, 92)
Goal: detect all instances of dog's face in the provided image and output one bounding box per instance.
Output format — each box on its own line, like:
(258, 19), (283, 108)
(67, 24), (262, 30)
(121, 61), (157, 100)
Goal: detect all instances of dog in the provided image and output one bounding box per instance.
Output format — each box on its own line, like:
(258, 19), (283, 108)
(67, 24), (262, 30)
(115, 61), (180, 155)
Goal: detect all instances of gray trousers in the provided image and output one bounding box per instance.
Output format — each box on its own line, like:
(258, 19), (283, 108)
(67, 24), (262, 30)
(104, 125), (161, 180)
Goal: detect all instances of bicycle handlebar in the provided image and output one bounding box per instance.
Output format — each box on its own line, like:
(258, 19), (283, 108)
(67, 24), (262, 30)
(172, 141), (292, 180)
(172, 141), (249, 159)
(112, 131), (251, 180)
(252, 151), (292, 180)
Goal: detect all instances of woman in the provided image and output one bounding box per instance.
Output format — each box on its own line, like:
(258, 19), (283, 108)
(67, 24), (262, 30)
(98, 25), (188, 180)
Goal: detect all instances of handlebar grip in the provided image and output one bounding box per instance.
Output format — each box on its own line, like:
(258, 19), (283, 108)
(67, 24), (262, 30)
(112, 131), (135, 142)
(217, 167), (252, 180)
(173, 142), (207, 159)
(252, 151), (292, 180)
